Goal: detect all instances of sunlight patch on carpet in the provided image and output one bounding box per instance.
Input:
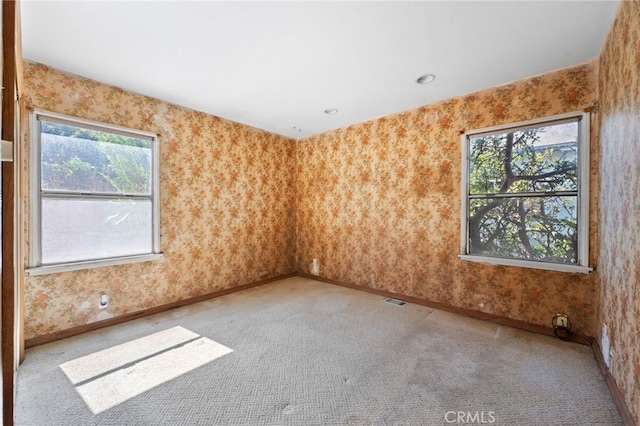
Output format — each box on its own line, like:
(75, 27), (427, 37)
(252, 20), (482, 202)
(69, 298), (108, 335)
(60, 326), (200, 384)
(60, 327), (233, 414)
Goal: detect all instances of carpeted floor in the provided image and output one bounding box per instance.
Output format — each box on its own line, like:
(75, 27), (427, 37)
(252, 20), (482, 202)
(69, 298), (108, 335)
(15, 277), (622, 425)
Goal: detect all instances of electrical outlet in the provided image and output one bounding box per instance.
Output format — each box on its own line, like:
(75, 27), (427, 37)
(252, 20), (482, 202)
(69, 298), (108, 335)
(555, 314), (568, 328)
(99, 294), (109, 309)
(602, 323), (611, 368)
(311, 258), (320, 275)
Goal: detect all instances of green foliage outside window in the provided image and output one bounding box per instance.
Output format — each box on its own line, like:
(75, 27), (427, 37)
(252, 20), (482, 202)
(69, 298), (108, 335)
(41, 121), (151, 195)
(467, 122), (579, 264)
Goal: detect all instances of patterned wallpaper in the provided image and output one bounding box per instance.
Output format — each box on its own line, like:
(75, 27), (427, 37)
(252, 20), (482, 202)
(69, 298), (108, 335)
(21, 8), (639, 419)
(597, 1), (640, 423)
(296, 62), (600, 337)
(22, 58), (605, 344)
(22, 61), (297, 339)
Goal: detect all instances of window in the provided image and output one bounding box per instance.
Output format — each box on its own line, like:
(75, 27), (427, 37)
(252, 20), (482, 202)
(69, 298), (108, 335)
(459, 112), (591, 273)
(27, 111), (162, 275)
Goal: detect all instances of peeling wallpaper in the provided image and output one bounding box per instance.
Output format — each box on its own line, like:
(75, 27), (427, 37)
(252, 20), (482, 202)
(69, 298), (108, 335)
(296, 62), (600, 337)
(597, 1), (640, 423)
(22, 61), (297, 339)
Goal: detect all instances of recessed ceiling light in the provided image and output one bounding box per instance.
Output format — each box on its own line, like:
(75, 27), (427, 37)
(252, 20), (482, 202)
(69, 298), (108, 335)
(324, 108), (339, 115)
(416, 74), (436, 84)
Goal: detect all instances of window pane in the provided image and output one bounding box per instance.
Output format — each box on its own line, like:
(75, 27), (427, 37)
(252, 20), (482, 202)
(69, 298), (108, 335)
(468, 196), (577, 264)
(41, 198), (152, 264)
(469, 121), (578, 195)
(41, 120), (152, 195)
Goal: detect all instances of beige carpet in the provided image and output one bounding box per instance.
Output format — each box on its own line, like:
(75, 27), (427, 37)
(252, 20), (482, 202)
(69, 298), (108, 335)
(15, 277), (621, 425)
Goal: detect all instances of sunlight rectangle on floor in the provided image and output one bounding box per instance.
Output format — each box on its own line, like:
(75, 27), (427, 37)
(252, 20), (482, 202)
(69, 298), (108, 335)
(60, 326), (200, 384)
(59, 327), (233, 414)
(75, 337), (232, 414)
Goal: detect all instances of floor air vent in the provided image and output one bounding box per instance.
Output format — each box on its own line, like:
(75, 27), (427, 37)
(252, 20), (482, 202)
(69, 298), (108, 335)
(383, 297), (407, 306)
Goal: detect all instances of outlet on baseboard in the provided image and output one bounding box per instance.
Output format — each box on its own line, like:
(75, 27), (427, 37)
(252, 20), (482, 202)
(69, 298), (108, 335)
(555, 313), (568, 328)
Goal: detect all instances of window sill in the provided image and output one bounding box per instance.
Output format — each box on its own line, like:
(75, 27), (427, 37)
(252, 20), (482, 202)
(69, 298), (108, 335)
(25, 253), (164, 276)
(458, 254), (593, 274)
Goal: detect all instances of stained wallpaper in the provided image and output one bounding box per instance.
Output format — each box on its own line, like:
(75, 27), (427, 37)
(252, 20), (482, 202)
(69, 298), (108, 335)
(296, 62), (600, 337)
(597, 1), (640, 423)
(22, 61), (297, 339)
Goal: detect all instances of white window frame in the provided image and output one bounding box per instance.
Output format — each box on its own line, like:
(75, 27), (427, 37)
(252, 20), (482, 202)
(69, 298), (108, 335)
(26, 110), (163, 275)
(459, 111), (592, 274)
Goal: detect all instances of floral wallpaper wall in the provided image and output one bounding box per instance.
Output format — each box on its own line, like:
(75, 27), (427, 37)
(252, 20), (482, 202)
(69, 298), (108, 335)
(22, 61), (297, 340)
(597, 1), (640, 423)
(22, 56), (607, 355)
(296, 62), (600, 337)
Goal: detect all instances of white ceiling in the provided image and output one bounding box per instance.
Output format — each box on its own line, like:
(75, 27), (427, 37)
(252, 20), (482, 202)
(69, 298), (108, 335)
(21, 1), (618, 139)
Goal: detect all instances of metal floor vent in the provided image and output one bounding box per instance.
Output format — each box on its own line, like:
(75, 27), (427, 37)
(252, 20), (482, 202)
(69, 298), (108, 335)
(383, 297), (407, 306)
